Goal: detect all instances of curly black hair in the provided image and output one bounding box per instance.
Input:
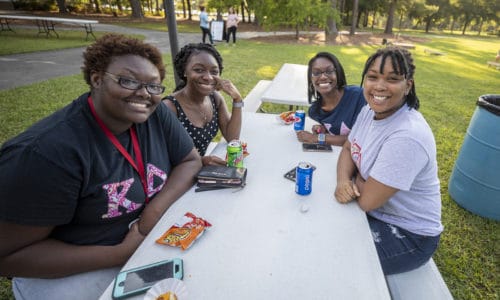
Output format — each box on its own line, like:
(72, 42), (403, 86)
(82, 33), (165, 86)
(360, 46), (419, 110)
(173, 43), (223, 92)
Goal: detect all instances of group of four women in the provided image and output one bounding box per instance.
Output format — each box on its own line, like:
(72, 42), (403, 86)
(0, 33), (442, 299)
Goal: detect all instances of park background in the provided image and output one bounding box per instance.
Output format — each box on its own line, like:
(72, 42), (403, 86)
(0, 0), (499, 299)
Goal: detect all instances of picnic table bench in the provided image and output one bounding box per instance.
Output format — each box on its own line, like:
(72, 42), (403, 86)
(392, 42), (416, 49)
(424, 48), (446, 56)
(386, 258), (453, 300)
(487, 61), (500, 70)
(0, 14), (98, 40)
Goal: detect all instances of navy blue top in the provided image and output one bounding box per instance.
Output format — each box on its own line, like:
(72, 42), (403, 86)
(308, 85), (366, 135)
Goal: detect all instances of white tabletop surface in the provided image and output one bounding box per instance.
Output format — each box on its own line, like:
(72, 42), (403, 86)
(100, 112), (390, 300)
(261, 63), (310, 107)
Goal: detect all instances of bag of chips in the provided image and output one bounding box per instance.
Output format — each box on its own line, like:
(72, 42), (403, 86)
(156, 212), (212, 250)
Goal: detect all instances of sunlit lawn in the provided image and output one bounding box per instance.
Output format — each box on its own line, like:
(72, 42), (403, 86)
(0, 30), (499, 300)
(0, 29), (142, 55)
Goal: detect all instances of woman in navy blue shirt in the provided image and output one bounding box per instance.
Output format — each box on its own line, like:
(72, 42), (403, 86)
(296, 52), (366, 146)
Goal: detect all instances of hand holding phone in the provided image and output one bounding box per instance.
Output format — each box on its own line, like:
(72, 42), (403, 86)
(112, 258), (183, 299)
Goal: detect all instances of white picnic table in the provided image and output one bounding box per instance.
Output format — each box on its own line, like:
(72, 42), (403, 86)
(99, 112), (391, 300)
(261, 63), (310, 109)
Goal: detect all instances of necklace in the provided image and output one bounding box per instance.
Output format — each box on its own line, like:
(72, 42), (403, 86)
(180, 90), (211, 124)
(199, 101), (209, 122)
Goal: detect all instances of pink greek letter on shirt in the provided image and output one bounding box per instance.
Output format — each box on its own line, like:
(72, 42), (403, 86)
(101, 163), (168, 218)
(101, 178), (141, 218)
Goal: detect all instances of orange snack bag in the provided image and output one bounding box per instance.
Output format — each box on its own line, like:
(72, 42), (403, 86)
(156, 212), (212, 250)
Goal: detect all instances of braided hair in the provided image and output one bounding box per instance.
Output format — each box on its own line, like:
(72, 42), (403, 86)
(360, 46), (419, 110)
(173, 43), (224, 92)
(307, 52), (347, 105)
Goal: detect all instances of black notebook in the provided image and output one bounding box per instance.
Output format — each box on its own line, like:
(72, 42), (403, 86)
(195, 166), (247, 192)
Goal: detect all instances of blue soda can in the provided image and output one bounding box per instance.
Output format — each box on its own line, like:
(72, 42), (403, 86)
(295, 162), (313, 195)
(293, 110), (305, 131)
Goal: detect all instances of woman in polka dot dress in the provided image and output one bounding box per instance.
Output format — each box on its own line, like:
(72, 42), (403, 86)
(163, 43), (243, 166)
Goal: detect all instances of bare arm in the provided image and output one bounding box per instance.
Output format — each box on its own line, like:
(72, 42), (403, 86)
(0, 221), (144, 278)
(334, 140), (360, 203)
(296, 130), (347, 146)
(354, 173), (398, 212)
(334, 141), (399, 211)
(214, 78), (242, 142)
(138, 148), (202, 234)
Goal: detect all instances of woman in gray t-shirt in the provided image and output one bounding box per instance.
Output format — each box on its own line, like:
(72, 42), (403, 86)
(335, 47), (442, 275)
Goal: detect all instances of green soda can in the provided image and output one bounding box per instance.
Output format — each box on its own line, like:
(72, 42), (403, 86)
(227, 140), (244, 167)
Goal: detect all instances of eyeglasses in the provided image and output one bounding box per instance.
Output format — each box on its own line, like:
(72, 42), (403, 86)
(104, 72), (165, 95)
(311, 69), (336, 77)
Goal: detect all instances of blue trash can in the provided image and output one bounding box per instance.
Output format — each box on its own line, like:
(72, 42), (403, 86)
(448, 94), (500, 221)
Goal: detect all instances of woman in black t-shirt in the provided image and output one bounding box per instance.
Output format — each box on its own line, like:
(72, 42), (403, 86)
(0, 34), (202, 299)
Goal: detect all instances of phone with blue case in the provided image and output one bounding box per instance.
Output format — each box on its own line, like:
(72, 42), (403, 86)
(112, 258), (183, 299)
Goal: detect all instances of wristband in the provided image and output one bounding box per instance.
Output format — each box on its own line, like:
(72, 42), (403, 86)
(233, 101), (244, 108)
(317, 133), (326, 145)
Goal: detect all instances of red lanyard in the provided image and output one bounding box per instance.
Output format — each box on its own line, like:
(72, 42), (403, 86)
(87, 96), (149, 204)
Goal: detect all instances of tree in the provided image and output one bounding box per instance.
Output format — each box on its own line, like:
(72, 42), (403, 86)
(325, 0), (339, 42)
(350, 0), (359, 35)
(384, 0), (397, 34)
(130, 0), (144, 18)
(56, 0), (68, 13)
(208, 0), (240, 20)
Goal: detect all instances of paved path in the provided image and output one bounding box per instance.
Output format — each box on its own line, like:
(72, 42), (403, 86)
(0, 23), (306, 90)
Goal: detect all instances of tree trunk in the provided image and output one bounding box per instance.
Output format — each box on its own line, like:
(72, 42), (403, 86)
(56, 0), (68, 13)
(182, 0), (186, 18)
(462, 16), (470, 35)
(384, 0), (396, 34)
(93, 0), (101, 13)
(116, 0), (123, 13)
(129, 0), (143, 19)
(325, 0), (338, 43)
(240, 1), (246, 23)
(425, 17), (431, 33)
(187, 0), (192, 20)
(350, 0), (358, 35)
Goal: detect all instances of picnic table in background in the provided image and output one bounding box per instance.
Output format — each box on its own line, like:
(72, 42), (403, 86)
(261, 63), (310, 110)
(0, 14), (98, 40)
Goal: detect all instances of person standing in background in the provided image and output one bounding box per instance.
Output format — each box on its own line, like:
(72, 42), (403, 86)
(199, 6), (214, 45)
(225, 7), (239, 46)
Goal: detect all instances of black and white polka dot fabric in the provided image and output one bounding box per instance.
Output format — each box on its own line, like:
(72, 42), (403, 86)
(165, 95), (219, 156)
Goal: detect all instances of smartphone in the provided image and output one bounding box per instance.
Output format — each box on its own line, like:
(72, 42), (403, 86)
(302, 143), (333, 152)
(112, 258), (183, 299)
(284, 165), (316, 182)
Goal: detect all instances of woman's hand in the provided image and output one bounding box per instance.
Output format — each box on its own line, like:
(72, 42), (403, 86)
(214, 77), (242, 101)
(202, 155), (227, 166)
(295, 130), (317, 144)
(334, 180), (360, 203)
(119, 221), (146, 258)
(311, 125), (326, 134)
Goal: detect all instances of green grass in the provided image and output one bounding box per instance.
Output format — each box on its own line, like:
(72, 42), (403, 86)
(115, 19), (201, 33)
(0, 31), (499, 299)
(0, 29), (143, 55)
